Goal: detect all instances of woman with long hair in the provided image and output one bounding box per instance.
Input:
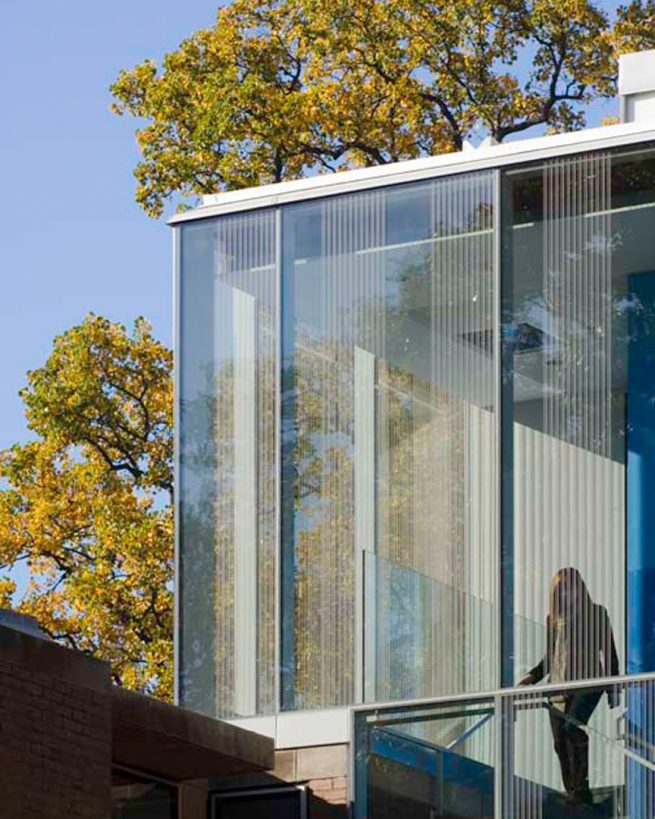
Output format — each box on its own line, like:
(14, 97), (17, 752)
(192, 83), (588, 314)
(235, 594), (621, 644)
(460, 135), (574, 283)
(519, 567), (620, 806)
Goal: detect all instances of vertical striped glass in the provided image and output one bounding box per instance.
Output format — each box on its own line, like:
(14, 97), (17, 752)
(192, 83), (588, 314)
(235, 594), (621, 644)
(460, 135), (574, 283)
(281, 171), (497, 710)
(179, 210), (278, 718)
(504, 154), (626, 690)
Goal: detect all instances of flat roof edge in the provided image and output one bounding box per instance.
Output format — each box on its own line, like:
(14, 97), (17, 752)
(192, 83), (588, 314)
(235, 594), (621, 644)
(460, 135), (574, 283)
(169, 121), (655, 225)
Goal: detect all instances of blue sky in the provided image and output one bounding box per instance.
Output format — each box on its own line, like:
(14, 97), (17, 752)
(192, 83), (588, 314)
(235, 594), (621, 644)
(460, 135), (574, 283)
(0, 0), (220, 450)
(0, 0), (624, 452)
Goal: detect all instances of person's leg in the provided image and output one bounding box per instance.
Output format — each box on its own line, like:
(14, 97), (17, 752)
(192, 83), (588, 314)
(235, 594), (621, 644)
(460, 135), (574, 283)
(566, 722), (592, 802)
(564, 692), (602, 804)
(549, 707), (574, 794)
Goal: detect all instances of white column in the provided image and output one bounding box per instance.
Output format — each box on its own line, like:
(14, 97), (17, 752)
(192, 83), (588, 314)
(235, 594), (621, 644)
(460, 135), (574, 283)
(619, 50), (655, 123)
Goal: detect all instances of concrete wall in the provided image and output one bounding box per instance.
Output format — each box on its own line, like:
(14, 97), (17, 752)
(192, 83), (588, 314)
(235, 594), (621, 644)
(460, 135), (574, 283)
(0, 624), (112, 819)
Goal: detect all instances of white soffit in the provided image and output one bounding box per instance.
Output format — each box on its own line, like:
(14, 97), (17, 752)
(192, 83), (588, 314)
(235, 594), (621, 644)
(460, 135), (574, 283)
(169, 121), (655, 224)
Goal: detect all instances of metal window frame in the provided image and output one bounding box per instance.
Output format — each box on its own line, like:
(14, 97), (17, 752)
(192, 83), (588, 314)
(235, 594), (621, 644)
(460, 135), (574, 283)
(172, 225), (181, 707)
(210, 784), (308, 819)
(112, 763), (179, 819)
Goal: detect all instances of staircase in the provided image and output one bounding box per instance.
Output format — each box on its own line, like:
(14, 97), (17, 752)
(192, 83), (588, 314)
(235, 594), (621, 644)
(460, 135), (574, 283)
(369, 726), (628, 818)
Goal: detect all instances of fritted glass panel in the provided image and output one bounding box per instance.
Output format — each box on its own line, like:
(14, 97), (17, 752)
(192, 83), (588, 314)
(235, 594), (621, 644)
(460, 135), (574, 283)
(504, 146), (655, 691)
(281, 173), (498, 710)
(179, 211), (278, 718)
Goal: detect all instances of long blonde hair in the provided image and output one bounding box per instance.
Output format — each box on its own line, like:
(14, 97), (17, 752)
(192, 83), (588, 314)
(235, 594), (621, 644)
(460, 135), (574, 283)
(550, 566), (594, 623)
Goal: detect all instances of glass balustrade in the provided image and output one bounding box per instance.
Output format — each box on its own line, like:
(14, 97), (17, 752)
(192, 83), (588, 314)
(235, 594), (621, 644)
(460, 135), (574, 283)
(354, 674), (655, 818)
(362, 552), (542, 704)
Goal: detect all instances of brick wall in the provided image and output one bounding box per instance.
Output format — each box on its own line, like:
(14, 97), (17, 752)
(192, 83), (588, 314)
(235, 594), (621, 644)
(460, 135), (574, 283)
(273, 744), (349, 817)
(209, 742), (350, 817)
(306, 774), (347, 810)
(0, 625), (112, 819)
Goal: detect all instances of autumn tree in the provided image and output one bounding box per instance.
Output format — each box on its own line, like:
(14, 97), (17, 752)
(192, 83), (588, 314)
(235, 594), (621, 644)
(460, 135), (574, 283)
(613, 1), (655, 52)
(111, 0), (625, 218)
(0, 315), (173, 700)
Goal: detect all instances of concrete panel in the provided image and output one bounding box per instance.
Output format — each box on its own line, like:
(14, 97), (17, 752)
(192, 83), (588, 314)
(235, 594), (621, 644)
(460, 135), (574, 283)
(296, 745), (348, 780)
(276, 707), (350, 748)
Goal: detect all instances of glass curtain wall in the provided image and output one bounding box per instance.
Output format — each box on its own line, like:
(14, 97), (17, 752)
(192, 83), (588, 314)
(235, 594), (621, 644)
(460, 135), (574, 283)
(281, 174), (498, 710)
(178, 170), (499, 719)
(504, 145), (655, 692)
(179, 212), (278, 718)
(178, 140), (655, 721)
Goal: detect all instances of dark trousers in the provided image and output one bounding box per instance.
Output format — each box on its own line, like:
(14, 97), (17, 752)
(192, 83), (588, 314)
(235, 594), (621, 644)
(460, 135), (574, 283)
(549, 690), (602, 800)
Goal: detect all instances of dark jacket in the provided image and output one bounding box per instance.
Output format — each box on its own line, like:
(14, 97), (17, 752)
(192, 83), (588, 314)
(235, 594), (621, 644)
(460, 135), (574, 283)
(526, 603), (619, 685)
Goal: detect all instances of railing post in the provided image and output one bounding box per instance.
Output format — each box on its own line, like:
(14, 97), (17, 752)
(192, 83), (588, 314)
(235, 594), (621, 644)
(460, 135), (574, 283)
(494, 693), (503, 819)
(351, 710), (369, 819)
(495, 691), (514, 819)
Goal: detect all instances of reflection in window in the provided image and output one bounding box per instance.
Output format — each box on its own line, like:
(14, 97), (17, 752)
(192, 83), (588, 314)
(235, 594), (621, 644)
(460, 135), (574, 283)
(112, 768), (177, 819)
(281, 173), (498, 710)
(179, 212), (278, 718)
(177, 140), (655, 722)
(504, 144), (655, 811)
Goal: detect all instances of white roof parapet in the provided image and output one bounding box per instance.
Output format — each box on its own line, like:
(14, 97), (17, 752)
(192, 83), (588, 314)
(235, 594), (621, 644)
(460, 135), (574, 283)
(169, 119), (655, 224)
(619, 50), (655, 124)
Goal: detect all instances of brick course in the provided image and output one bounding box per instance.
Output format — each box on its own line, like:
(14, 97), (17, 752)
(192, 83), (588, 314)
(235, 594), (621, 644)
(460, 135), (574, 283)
(209, 743), (350, 817)
(0, 620), (275, 819)
(273, 744), (349, 817)
(0, 627), (112, 819)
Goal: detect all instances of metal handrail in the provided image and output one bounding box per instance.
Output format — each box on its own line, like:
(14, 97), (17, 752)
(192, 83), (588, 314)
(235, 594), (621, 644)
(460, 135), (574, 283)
(445, 712), (494, 751)
(542, 700), (655, 775)
(353, 674), (655, 818)
(353, 671), (655, 716)
(373, 697), (655, 774)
